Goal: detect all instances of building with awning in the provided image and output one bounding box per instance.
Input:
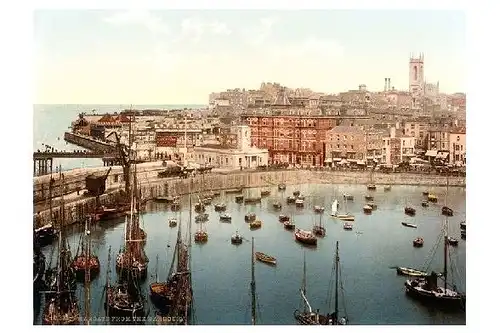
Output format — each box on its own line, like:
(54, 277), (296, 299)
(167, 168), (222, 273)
(425, 150), (438, 157)
(436, 151), (449, 160)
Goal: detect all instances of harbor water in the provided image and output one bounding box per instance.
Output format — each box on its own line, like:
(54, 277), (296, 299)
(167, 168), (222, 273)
(34, 183), (466, 325)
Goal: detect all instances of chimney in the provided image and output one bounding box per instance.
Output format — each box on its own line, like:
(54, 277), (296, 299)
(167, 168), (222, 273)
(390, 127), (396, 139)
(388, 78), (391, 91)
(384, 78), (387, 92)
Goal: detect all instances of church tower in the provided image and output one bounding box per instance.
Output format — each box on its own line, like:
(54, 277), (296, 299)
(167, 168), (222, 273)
(409, 53), (424, 96)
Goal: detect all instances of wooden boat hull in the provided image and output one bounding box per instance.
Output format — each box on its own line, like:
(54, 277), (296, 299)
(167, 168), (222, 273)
(421, 201), (429, 207)
(363, 207), (373, 214)
(214, 205), (226, 212)
(404, 280), (465, 310)
(278, 184), (286, 191)
(231, 236), (243, 244)
(313, 226), (326, 237)
(402, 222), (417, 229)
(284, 222), (295, 230)
(261, 190), (271, 196)
(255, 252), (277, 265)
(220, 216), (232, 222)
(71, 255), (100, 281)
(244, 214), (256, 222)
(337, 215), (355, 221)
(397, 267), (428, 277)
(293, 191), (300, 196)
(42, 298), (80, 325)
(442, 207), (454, 216)
(273, 203), (282, 210)
(279, 215), (290, 222)
(295, 230), (317, 246)
(405, 208), (416, 216)
(34, 225), (57, 247)
(235, 195), (244, 203)
(244, 198), (261, 204)
(105, 287), (145, 324)
(413, 239), (424, 247)
(149, 282), (174, 309)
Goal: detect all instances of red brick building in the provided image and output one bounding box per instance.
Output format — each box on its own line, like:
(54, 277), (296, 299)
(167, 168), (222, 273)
(242, 112), (369, 166)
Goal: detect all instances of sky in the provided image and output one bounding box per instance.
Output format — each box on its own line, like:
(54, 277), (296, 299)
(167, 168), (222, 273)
(34, 9), (465, 104)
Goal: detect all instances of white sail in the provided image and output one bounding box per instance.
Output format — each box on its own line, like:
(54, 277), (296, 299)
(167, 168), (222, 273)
(331, 199), (338, 216)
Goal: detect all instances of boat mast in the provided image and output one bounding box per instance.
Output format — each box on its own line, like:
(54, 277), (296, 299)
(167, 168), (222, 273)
(251, 237), (256, 325)
(444, 174), (449, 289)
(84, 217), (91, 325)
(334, 241), (339, 323)
(49, 176), (53, 223)
(105, 246), (111, 317)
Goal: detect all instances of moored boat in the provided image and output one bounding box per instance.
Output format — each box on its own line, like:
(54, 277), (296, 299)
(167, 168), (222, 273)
(273, 202), (282, 210)
(427, 194), (437, 202)
(313, 205), (325, 213)
(343, 222), (353, 230)
(421, 201), (429, 207)
(460, 221), (466, 230)
(194, 230), (208, 243)
(235, 195), (244, 203)
(250, 220), (262, 230)
(194, 213), (209, 223)
(255, 251), (277, 265)
(367, 202), (377, 210)
(405, 207), (416, 216)
(402, 222), (417, 228)
(279, 214), (290, 222)
(220, 212), (232, 222)
(295, 199), (305, 207)
(284, 220), (295, 230)
(244, 197), (261, 204)
(367, 184), (376, 190)
(446, 236), (459, 246)
(214, 203), (226, 211)
(396, 267), (431, 277)
(365, 195), (374, 201)
(293, 190), (301, 196)
(231, 231), (243, 245)
(260, 189), (271, 196)
(442, 206), (454, 216)
(413, 237), (424, 247)
(384, 185), (392, 191)
(363, 205), (373, 214)
(287, 196), (296, 204)
(422, 191), (429, 196)
(168, 218), (177, 227)
(337, 214), (355, 221)
(343, 193), (354, 201)
(460, 230), (466, 239)
(194, 202), (205, 212)
(295, 229), (317, 246)
(278, 183), (286, 191)
(245, 212), (256, 222)
(34, 223), (58, 247)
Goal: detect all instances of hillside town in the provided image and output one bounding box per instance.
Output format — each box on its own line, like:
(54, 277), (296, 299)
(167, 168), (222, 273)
(66, 54), (466, 173)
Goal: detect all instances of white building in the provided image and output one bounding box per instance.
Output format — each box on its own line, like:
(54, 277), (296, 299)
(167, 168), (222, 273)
(193, 125), (269, 169)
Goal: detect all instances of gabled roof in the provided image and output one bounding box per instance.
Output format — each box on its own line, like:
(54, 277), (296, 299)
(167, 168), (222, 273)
(97, 113), (117, 123)
(115, 114), (131, 123)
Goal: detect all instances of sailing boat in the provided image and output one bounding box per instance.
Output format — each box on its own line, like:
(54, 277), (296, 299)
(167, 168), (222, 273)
(193, 177), (208, 243)
(404, 176), (466, 309)
(43, 175), (80, 325)
(71, 216), (100, 281)
(330, 199), (339, 217)
(313, 213), (326, 237)
(335, 196), (355, 221)
(34, 177), (57, 247)
(150, 207), (192, 318)
(294, 243), (348, 325)
(116, 165), (149, 280)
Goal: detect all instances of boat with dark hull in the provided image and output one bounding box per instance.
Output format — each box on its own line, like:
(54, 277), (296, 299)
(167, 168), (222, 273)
(235, 195), (244, 203)
(294, 242), (348, 325)
(245, 212), (256, 222)
(219, 212), (232, 222)
(42, 177), (80, 325)
(34, 223), (58, 247)
(405, 176), (466, 311)
(442, 206), (454, 216)
(284, 220), (295, 230)
(279, 214), (290, 222)
(286, 196), (296, 204)
(231, 231), (243, 245)
(413, 237), (424, 247)
(402, 222), (417, 228)
(260, 189), (271, 197)
(273, 202), (282, 210)
(106, 282), (146, 324)
(313, 214), (326, 237)
(214, 203), (226, 211)
(421, 201), (429, 207)
(278, 184), (286, 191)
(313, 205), (324, 213)
(405, 206), (416, 216)
(33, 247), (46, 292)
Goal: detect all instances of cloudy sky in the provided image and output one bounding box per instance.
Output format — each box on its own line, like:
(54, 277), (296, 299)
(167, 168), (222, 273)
(34, 10), (465, 104)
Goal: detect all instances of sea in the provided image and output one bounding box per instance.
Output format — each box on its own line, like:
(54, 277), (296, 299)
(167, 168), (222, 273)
(33, 104), (204, 171)
(33, 184), (466, 325)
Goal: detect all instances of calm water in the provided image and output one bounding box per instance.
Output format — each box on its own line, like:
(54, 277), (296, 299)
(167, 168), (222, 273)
(33, 104), (203, 171)
(34, 184), (466, 325)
